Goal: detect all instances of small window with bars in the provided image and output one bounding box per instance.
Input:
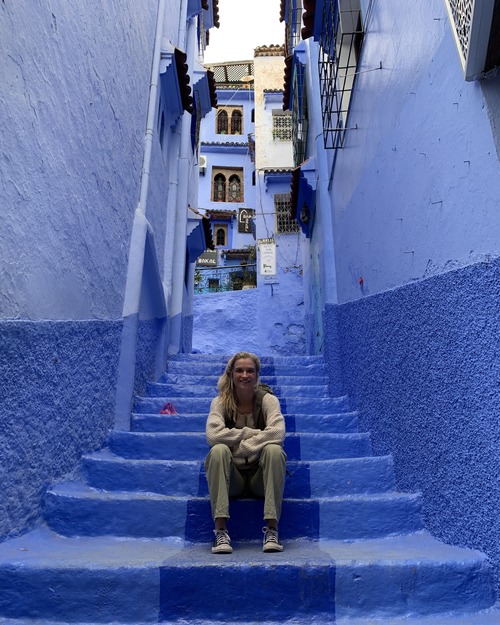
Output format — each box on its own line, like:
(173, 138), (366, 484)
(272, 112), (293, 141)
(274, 193), (299, 234)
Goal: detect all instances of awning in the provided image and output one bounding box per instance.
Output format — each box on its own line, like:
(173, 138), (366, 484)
(160, 42), (193, 117)
(193, 63), (218, 118)
(187, 215), (214, 264)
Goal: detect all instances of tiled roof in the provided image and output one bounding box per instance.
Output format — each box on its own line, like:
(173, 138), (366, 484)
(254, 45), (285, 57)
(279, 0), (286, 22)
(202, 216), (215, 250)
(206, 209), (237, 219)
(263, 167), (293, 174)
(302, 0), (316, 39)
(213, 0), (220, 28)
(222, 248), (255, 259)
(201, 141), (248, 147)
(289, 166), (301, 219)
(206, 69), (218, 108)
(174, 48), (193, 114)
(282, 55), (293, 111)
(263, 88), (283, 93)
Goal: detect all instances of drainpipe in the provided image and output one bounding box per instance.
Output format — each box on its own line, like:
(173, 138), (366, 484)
(167, 13), (196, 355)
(114, 0), (167, 430)
(163, 125), (182, 308)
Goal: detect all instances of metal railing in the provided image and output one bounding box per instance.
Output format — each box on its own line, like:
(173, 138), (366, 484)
(318, 0), (364, 149)
(194, 264), (257, 294)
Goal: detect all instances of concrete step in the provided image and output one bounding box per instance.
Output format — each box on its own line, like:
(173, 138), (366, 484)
(44, 482), (422, 540)
(0, 529), (495, 623)
(133, 394), (350, 415)
(165, 361), (328, 377)
(168, 354), (326, 366)
(130, 411), (360, 433)
(82, 451), (395, 497)
(158, 373), (329, 386)
(146, 381), (330, 399)
(106, 431), (372, 461)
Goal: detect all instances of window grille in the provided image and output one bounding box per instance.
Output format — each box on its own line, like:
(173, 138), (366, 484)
(216, 110), (228, 134)
(272, 114), (293, 141)
(274, 193), (300, 234)
(285, 0), (303, 57)
(228, 175), (242, 202)
(231, 110), (243, 134)
(213, 174), (226, 201)
(444, 0), (499, 80)
(318, 0), (364, 149)
(292, 64), (308, 166)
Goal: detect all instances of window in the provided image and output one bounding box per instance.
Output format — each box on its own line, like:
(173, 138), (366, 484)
(284, 0), (303, 57)
(213, 174), (226, 201)
(217, 109), (228, 134)
(231, 110), (243, 134)
(272, 112), (292, 141)
(213, 224), (228, 246)
(228, 175), (242, 202)
(215, 106), (244, 135)
(212, 167), (244, 202)
(274, 193), (300, 234)
(216, 227), (226, 246)
(291, 62), (308, 166)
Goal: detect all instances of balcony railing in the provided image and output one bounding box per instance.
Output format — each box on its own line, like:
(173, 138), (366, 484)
(318, 0), (364, 149)
(194, 264), (257, 294)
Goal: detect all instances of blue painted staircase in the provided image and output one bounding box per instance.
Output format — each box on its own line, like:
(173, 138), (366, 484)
(0, 354), (498, 624)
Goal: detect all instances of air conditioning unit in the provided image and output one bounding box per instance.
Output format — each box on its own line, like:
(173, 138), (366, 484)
(445, 0), (500, 80)
(199, 155), (207, 176)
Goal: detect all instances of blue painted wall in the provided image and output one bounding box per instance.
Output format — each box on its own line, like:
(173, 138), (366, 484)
(0, 320), (122, 540)
(334, 258), (500, 594)
(0, 0), (214, 538)
(316, 0), (500, 594)
(329, 1), (500, 303)
(0, 1), (157, 320)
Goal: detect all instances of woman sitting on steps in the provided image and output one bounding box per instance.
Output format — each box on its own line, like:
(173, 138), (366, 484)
(204, 351), (287, 554)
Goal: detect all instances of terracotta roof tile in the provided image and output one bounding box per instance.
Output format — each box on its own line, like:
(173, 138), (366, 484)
(213, 0), (220, 28)
(282, 55), (293, 111)
(289, 166), (301, 219)
(302, 0), (316, 40)
(206, 69), (218, 108)
(254, 44), (285, 57)
(280, 0), (286, 22)
(174, 48), (193, 114)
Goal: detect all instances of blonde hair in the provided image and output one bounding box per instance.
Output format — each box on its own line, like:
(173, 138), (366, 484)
(217, 352), (261, 420)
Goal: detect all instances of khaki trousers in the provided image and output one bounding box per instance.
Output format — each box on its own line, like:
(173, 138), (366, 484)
(204, 443), (287, 522)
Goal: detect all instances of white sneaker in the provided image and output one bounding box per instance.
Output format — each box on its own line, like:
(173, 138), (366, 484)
(262, 526), (283, 552)
(212, 529), (233, 554)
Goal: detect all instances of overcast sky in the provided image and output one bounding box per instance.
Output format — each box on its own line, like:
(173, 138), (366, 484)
(203, 0), (285, 63)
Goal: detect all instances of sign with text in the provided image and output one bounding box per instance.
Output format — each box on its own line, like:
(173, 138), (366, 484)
(258, 238), (276, 276)
(238, 208), (254, 233)
(196, 250), (218, 267)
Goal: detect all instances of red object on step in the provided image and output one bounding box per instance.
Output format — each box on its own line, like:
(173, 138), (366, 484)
(160, 402), (178, 414)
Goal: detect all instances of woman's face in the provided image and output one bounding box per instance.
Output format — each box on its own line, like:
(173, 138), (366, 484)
(232, 357), (257, 394)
